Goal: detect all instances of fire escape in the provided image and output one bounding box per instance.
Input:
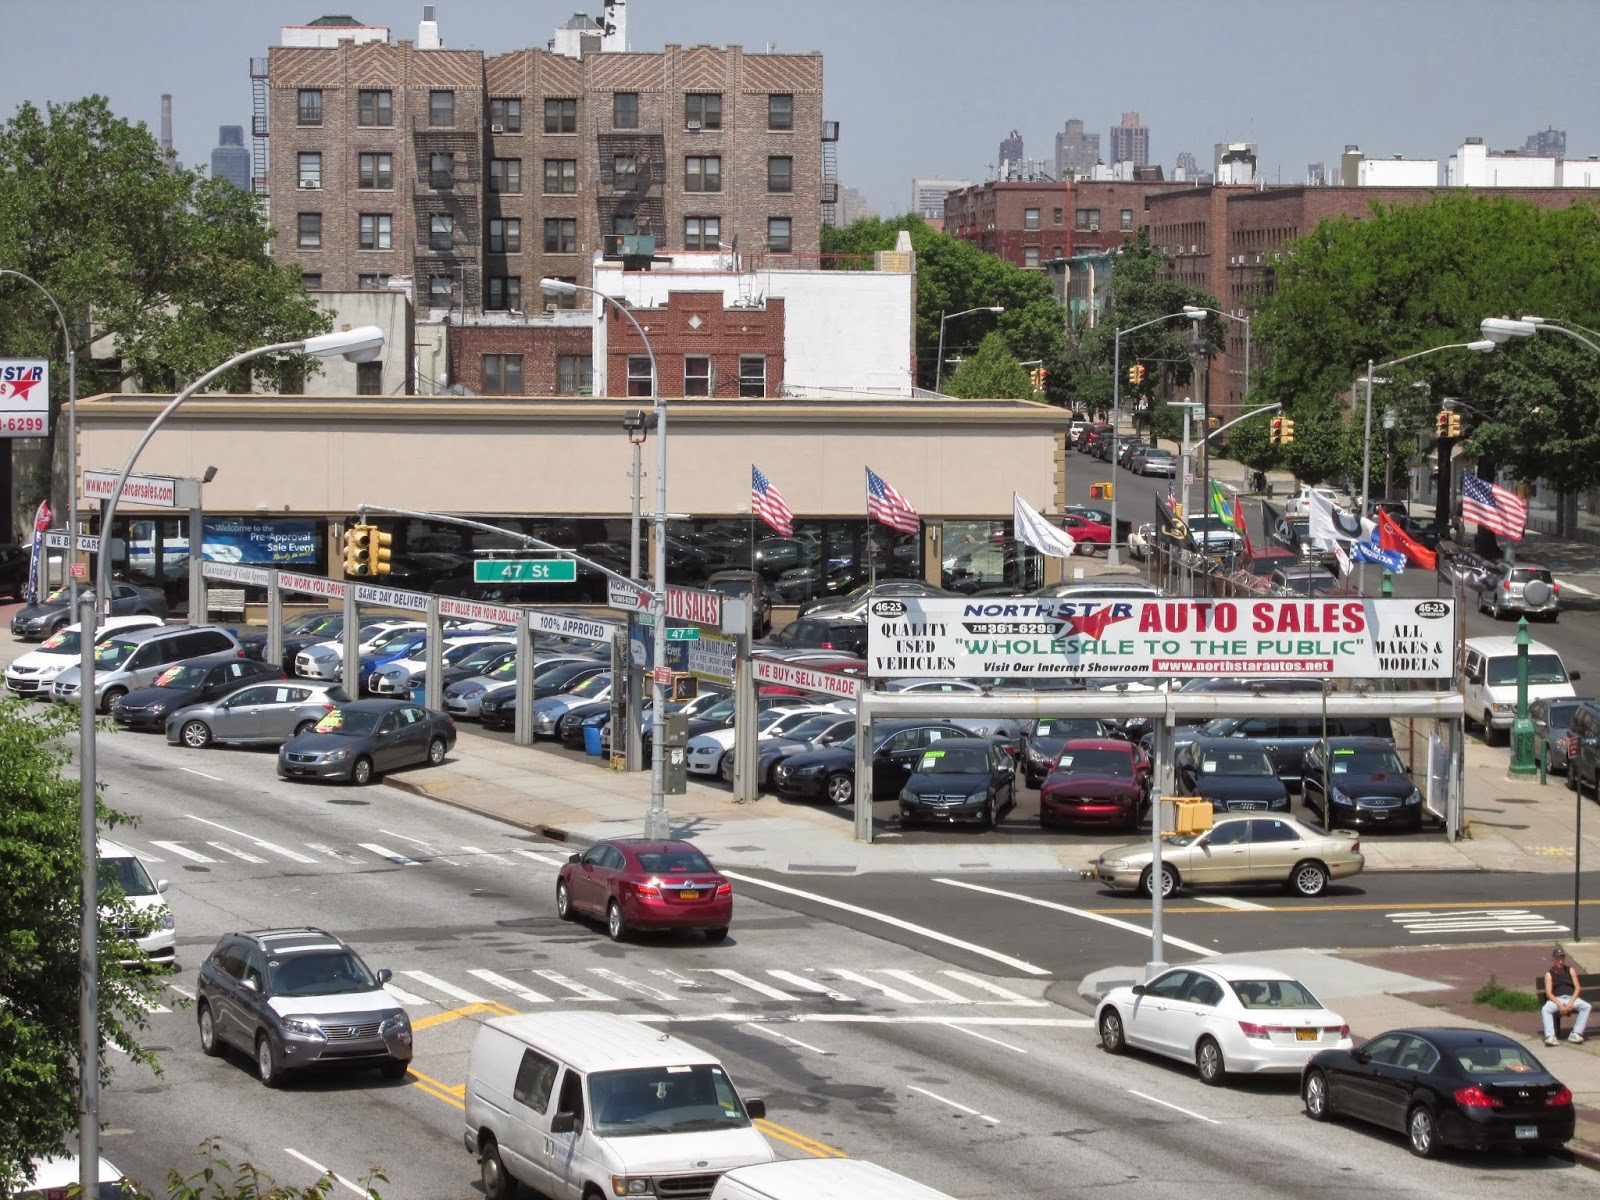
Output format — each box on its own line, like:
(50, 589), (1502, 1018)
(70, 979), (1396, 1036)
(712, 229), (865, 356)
(413, 117), (482, 308)
(821, 119), (840, 227)
(596, 121), (665, 257)
(249, 58), (269, 199)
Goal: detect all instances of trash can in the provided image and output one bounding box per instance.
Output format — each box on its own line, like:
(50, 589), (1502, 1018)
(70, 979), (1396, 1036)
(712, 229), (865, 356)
(583, 725), (604, 756)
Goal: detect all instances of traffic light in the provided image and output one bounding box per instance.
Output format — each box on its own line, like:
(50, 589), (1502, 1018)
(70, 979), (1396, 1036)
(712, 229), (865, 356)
(1447, 412), (1462, 438)
(1029, 367), (1044, 389)
(1269, 416), (1282, 445)
(1279, 417), (1295, 445)
(670, 673), (698, 702)
(1038, 367), (1049, 388)
(369, 527), (393, 575)
(343, 523), (371, 576)
(1436, 411), (1450, 438)
(1127, 364), (1146, 386)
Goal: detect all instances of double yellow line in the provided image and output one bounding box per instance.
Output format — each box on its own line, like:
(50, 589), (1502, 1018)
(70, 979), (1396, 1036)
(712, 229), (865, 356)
(755, 1118), (848, 1159)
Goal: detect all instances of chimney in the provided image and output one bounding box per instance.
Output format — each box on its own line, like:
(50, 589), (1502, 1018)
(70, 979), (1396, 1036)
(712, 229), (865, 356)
(418, 4), (441, 49)
(160, 93), (173, 154)
(601, 0), (627, 52)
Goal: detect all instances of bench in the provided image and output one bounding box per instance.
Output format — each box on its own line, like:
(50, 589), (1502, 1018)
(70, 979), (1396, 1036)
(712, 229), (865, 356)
(1537, 975), (1570, 1040)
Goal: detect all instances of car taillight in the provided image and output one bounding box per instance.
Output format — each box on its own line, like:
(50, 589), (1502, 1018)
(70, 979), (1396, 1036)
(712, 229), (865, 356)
(1238, 1021), (1271, 1039)
(1350, 840), (1360, 852)
(820, 641), (834, 649)
(1453, 1085), (1504, 1108)
(715, 882), (732, 896)
(1553, 581), (1562, 593)
(1503, 580), (1512, 590)
(322, 703), (335, 711)
(1325, 1024), (1350, 1037)
(633, 882), (660, 899)
(1546, 1086), (1573, 1107)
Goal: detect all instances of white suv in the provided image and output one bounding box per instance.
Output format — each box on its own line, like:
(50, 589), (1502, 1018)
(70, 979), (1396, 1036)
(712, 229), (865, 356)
(4, 615), (164, 698)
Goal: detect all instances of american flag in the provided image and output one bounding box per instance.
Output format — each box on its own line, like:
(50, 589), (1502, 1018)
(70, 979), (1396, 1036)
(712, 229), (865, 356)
(1460, 473), (1528, 541)
(750, 465), (794, 536)
(866, 467), (921, 534)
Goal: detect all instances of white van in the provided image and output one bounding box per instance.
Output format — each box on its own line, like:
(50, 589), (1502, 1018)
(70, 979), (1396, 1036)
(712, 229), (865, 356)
(464, 1012), (774, 1200)
(711, 1159), (958, 1200)
(1461, 635), (1579, 737)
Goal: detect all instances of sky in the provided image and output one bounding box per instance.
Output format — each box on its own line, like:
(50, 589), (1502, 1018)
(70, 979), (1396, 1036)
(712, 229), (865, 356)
(0, 0), (1595, 215)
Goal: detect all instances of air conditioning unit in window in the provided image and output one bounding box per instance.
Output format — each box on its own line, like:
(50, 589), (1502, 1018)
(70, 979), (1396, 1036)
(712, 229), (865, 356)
(686, 120), (702, 132)
(1088, 222), (1098, 231)
(490, 123), (505, 133)
(298, 180), (322, 189)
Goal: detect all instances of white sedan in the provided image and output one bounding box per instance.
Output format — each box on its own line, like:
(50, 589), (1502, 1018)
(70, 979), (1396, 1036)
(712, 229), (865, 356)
(294, 620), (424, 679)
(685, 705), (849, 777)
(1096, 962), (1351, 1086)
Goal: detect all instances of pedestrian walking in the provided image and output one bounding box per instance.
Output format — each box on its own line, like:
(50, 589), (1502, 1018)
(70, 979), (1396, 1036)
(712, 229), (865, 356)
(1542, 946), (1590, 1046)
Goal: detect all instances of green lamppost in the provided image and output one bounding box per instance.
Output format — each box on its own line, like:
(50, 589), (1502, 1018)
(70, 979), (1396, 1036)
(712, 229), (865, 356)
(1510, 614), (1537, 775)
(1380, 570), (1394, 598)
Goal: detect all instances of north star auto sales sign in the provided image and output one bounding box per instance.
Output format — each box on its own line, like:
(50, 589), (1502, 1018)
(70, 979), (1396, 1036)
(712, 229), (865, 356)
(867, 596), (1456, 680)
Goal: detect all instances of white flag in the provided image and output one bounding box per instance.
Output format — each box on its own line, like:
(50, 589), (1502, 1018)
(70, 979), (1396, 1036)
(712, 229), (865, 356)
(1012, 492), (1078, 558)
(1332, 539), (1353, 577)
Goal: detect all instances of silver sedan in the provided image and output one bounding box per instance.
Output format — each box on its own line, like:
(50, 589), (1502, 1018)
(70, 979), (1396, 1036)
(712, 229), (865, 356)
(166, 681), (353, 749)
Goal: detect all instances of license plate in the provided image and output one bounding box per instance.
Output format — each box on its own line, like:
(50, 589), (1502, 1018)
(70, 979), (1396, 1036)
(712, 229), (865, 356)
(1516, 1124), (1538, 1140)
(1295, 1028), (1318, 1041)
(678, 890), (699, 900)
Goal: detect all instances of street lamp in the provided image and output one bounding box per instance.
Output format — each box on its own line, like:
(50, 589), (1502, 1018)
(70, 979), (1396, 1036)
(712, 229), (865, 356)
(1109, 308), (1205, 565)
(1482, 315), (1600, 356)
(934, 305), (1004, 392)
(78, 323), (383, 1197)
(541, 277), (671, 839)
(1182, 304), (1251, 411)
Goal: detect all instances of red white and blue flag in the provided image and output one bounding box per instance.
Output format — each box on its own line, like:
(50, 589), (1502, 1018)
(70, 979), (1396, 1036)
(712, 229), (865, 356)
(1460, 474), (1528, 541)
(751, 465), (794, 537)
(866, 467), (920, 534)
(24, 500), (50, 606)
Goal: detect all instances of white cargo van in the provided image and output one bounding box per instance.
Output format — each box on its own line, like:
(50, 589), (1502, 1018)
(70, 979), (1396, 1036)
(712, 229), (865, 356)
(711, 1158), (958, 1200)
(1461, 635), (1579, 739)
(464, 1011), (774, 1200)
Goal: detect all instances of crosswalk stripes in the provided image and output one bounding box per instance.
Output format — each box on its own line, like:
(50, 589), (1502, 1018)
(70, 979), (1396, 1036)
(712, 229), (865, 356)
(206, 841), (268, 865)
(531, 968), (612, 1001)
(468, 969), (553, 1005)
(357, 843), (422, 866)
(1386, 908), (1569, 937)
(119, 835), (567, 871)
(150, 840), (217, 864)
(400, 970), (487, 1005)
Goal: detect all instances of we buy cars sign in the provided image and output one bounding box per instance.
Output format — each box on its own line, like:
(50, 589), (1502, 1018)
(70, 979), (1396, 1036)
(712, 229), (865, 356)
(867, 596), (1456, 681)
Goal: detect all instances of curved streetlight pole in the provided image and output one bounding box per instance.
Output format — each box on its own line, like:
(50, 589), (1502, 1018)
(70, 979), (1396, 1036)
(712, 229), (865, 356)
(542, 278), (670, 838)
(934, 305), (1004, 393)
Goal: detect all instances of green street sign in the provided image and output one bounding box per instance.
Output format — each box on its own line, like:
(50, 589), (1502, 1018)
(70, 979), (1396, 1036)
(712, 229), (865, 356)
(666, 627), (700, 641)
(473, 559), (577, 584)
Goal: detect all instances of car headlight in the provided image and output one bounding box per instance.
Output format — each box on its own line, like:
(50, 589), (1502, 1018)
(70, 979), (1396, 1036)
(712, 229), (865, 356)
(796, 764), (826, 777)
(282, 1016), (326, 1039)
(1405, 788), (1422, 805)
(1492, 703), (1514, 713)
(1102, 858), (1129, 869)
(899, 789), (916, 804)
(326, 748), (351, 763)
(148, 702), (168, 715)
(159, 908), (175, 931)
(969, 790), (989, 803)
(1331, 788), (1353, 805)
(381, 1010), (413, 1046)
(463, 685), (486, 698)
(612, 1178), (654, 1197)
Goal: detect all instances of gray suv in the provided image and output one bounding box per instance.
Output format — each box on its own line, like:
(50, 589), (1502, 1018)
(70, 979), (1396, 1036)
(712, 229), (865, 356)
(1477, 562), (1560, 621)
(196, 927), (412, 1087)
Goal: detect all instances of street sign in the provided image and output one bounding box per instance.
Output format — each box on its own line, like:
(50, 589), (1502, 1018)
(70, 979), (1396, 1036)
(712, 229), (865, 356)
(652, 665), (673, 686)
(474, 559), (577, 584)
(70, 563), (87, 579)
(1184, 473), (1196, 485)
(665, 627), (700, 641)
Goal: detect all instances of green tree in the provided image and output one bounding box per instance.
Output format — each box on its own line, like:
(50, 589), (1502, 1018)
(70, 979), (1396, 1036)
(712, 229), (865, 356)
(0, 699), (168, 1191)
(942, 331), (1034, 400)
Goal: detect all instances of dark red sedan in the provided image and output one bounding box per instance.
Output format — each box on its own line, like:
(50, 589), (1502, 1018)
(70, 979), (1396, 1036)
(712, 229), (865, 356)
(556, 839), (733, 943)
(1039, 738), (1151, 831)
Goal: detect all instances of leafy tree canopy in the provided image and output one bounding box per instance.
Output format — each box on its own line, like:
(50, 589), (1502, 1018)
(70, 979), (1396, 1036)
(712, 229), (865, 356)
(942, 331), (1035, 400)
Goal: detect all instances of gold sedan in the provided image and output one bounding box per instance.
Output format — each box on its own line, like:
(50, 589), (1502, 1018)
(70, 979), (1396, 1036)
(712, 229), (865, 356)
(1093, 815), (1363, 899)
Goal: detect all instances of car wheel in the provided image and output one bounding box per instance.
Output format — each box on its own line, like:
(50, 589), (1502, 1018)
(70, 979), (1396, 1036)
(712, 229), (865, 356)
(427, 736), (446, 766)
(197, 1003), (223, 1057)
(1195, 1036), (1226, 1086)
(704, 927), (729, 943)
(293, 719), (316, 736)
(1098, 1007), (1127, 1054)
(606, 900), (627, 942)
(479, 1136), (520, 1200)
(1303, 1069), (1333, 1120)
(1290, 860), (1329, 897)
(1407, 1105), (1439, 1158)
(350, 755), (374, 786)
(985, 795), (998, 829)
(556, 880), (573, 920)
(718, 750), (733, 782)
(180, 720), (212, 749)
(825, 772), (854, 806)
(99, 686), (126, 715)
(1080, 541), (1098, 557)
(256, 1032), (286, 1088)
(379, 1057), (409, 1080)
(1139, 864), (1178, 898)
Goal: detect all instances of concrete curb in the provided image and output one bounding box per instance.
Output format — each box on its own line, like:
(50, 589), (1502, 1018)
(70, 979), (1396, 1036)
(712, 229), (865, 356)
(381, 775), (593, 849)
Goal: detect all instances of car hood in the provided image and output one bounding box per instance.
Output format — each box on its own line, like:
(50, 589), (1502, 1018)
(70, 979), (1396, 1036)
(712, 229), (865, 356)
(8, 648), (75, 672)
(13, 602), (67, 622)
(779, 746), (855, 771)
(605, 1126), (774, 1174)
(1192, 775), (1288, 803)
(689, 729), (737, 752)
(1324, 773), (1416, 799)
(480, 684), (518, 703)
(446, 674), (502, 694)
(119, 684), (204, 709)
(904, 770), (992, 794)
(531, 693), (592, 716)
(757, 736), (810, 756)
(1041, 771), (1140, 798)
(298, 642), (342, 659)
(267, 991), (399, 1019)
(280, 731), (370, 755)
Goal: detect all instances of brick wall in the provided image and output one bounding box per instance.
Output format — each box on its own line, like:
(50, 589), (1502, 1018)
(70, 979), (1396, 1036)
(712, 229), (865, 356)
(1068, 180), (1193, 254)
(945, 181), (1072, 269)
(606, 291), (785, 398)
(447, 323), (593, 395)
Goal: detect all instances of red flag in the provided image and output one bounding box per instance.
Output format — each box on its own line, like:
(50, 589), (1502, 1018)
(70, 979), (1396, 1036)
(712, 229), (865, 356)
(1233, 492), (1252, 568)
(1379, 510), (1436, 571)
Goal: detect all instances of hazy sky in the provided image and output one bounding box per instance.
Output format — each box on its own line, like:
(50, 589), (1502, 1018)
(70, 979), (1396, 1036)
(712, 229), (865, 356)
(0, 0), (1594, 214)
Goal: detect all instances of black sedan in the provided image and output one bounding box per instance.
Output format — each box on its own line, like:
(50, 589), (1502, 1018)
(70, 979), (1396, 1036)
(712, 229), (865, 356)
(1018, 716), (1118, 787)
(738, 712), (858, 787)
(477, 682), (520, 730)
(238, 609), (338, 662)
(897, 737), (1016, 828)
(1302, 1027), (1574, 1157)
(113, 654), (284, 731)
(277, 699), (456, 786)
(10, 582), (169, 640)
(1175, 736), (1290, 813)
(772, 720), (980, 806)
(1302, 738), (1425, 830)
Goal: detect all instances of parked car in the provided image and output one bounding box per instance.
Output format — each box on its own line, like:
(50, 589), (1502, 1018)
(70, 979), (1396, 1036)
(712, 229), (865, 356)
(1093, 814), (1364, 898)
(1135, 447), (1178, 477)
(736, 711), (859, 786)
(1461, 636), (1578, 739)
(1302, 737), (1425, 830)
(429, 642), (519, 696)
(1038, 739), (1152, 831)
(1127, 523), (1157, 561)
(1080, 423), (1113, 455)
(1302, 1028), (1574, 1157)
(1064, 505), (1134, 544)
(99, 838), (174, 966)
(276, 698), (456, 786)
(797, 579), (952, 621)
(1566, 701), (1600, 798)
(772, 720), (980, 806)
(1116, 439), (1151, 468)
(1172, 714), (1394, 792)
(765, 616), (867, 657)
(1098, 963), (1352, 1086)
(167, 680), (352, 749)
(443, 655), (523, 719)
(17, 1152), (130, 1199)
(195, 927), (411, 1086)
(370, 635), (515, 697)
(237, 609), (337, 662)
(1271, 563), (1340, 595)
(897, 737), (1017, 828)
(1175, 736), (1291, 812)
(686, 705), (845, 779)
(556, 839), (733, 942)
(1285, 485), (1344, 519)
(1059, 512), (1112, 553)
(277, 613), (353, 675)
(113, 653), (284, 731)
(476, 681), (522, 731)
(293, 619), (422, 680)
(1018, 716), (1118, 786)
(704, 569), (773, 637)
(1476, 561), (1561, 621)
(11, 581), (169, 640)
(1532, 697), (1592, 775)
(0, 543), (33, 601)
(4, 614), (165, 698)
(529, 672), (613, 737)
(51, 624), (243, 713)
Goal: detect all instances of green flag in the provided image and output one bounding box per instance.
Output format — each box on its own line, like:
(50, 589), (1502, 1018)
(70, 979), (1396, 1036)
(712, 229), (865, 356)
(1210, 481), (1236, 527)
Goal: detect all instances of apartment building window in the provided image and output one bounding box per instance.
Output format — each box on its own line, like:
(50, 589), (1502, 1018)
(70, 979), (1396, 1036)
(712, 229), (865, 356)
(544, 98), (577, 133)
(544, 159), (577, 194)
(356, 361), (383, 396)
(429, 90), (455, 127)
(429, 153), (453, 189)
(297, 152), (322, 188)
(544, 218), (577, 253)
(557, 355), (593, 395)
(612, 214), (636, 238)
(549, 276), (578, 309)
(357, 152), (392, 189)
(1053, 245), (1064, 259)
(613, 154), (638, 192)
(685, 93), (722, 130)
(429, 214), (454, 251)
(488, 218), (522, 254)
(683, 216), (720, 250)
(488, 98), (521, 132)
(482, 354), (523, 396)
(684, 355), (712, 397)
(1121, 208), (1134, 231)
(297, 213), (321, 248)
(626, 356), (654, 398)
(766, 217), (792, 253)
(489, 158), (522, 194)
(358, 213), (392, 251)
(684, 156), (721, 192)
(1024, 246), (1040, 268)
(357, 90), (392, 127)
(358, 273), (391, 290)
(300, 272), (322, 289)
(428, 274), (453, 299)
(767, 156), (792, 193)
(738, 355), (766, 397)
(1075, 208), (1101, 231)
(613, 92), (638, 129)
(1023, 208), (1040, 230)
(768, 93), (793, 130)
(297, 90), (322, 125)
(1053, 207), (1064, 225)
(486, 276), (521, 311)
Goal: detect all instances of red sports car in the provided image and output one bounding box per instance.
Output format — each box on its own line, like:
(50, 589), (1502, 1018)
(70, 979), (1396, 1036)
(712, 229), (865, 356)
(1039, 738), (1151, 830)
(557, 838), (734, 942)
(1059, 513), (1112, 553)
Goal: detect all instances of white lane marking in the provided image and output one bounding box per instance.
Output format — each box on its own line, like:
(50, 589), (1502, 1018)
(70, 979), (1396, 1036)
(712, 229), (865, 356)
(168, 983), (195, 1001)
(941, 1023), (1027, 1054)
(880, 969), (971, 1003)
(206, 841), (269, 864)
(185, 815), (317, 864)
(629, 1014), (1094, 1028)
(1196, 896), (1269, 911)
(701, 968), (795, 1000)
(513, 849), (565, 867)
(532, 969), (612, 1001)
(908, 1084), (1000, 1125)
(379, 829), (457, 866)
(941, 970), (1047, 1007)
(460, 845), (510, 865)
(823, 968), (926, 1004)
(723, 871), (1050, 976)
(589, 967), (675, 1001)
(1388, 908), (1567, 935)
(768, 970), (855, 1003)
(935, 878), (1217, 958)
(137, 846), (165, 862)
(306, 842), (363, 862)
(1127, 1088), (1219, 1124)
(651, 966), (712, 994)
(401, 971), (486, 1005)
(357, 843), (420, 866)
(743, 1022), (831, 1054)
(469, 969), (552, 1005)
(179, 767), (223, 782)
(281, 1148), (371, 1198)
(382, 982), (430, 1006)
(1559, 579), (1595, 597)
(251, 840), (317, 864)
(150, 841), (217, 864)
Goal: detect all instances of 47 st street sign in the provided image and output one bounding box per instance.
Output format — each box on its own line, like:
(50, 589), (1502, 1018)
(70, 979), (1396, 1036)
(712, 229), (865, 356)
(867, 596), (1457, 680)
(473, 559), (577, 584)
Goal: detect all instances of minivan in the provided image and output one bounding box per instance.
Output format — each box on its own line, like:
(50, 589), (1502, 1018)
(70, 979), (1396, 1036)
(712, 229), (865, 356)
(464, 1012), (773, 1200)
(1461, 635), (1579, 741)
(50, 624), (242, 713)
(711, 1159), (957, 1200)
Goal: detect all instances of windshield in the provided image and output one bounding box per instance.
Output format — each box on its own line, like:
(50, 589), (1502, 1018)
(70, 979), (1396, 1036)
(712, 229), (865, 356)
(42, 586), (70, 603)
(588, 1064), (751, 1137)
(95, 638), (142, 669)
(313, 708), (381, 736)
(765, 711), (823, 736)
(635, 849), (714, 874)
(452, 644), (506, 669)
(782, 714), (846, 742)
(916, 747), (990, 774)
(702, 697), (737, 722)
(152, 663), (212, 690)
(1329, 749), (1406, 776)
(1488, 654), (1568, 686)
(708, 578), (752, 596)
(39, 629), (82, 655)
(369, 627), (418, 652)
(1227, 978), (1323, 1010)
(487, 659), (518, 681)
(1199, 747), (1275, 777)
(1054, 747), (1131, 774)
(98, 855), (157, 898)
(1035, 718), (1105, 738)
(535, 661), (595, 687)
(267, 948), (379, 997)
(1540, 702), (1583, 729)
(568, 673), (611, 698)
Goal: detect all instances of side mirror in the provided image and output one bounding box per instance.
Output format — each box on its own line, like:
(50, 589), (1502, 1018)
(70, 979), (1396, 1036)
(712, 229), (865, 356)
(241, 977), (258, 992)
(550, 1113), (577, 1134)
(1572, 670), (1582, 682)
(156, 879), (169, 894)
(745, 1098), (767, 1120)
(1131, 984), (1147, 996)
(568, 853), (581, 865)
(377, 968), (393, 984)
(1351, 1046), (1369, 1065)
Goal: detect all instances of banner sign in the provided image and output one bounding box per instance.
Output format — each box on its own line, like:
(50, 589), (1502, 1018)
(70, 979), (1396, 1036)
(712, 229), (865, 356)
(45, 532), (102, 552)
(83, 469), (179, 508)
(439, 597), (521, 627)
(530, 611), (618, 643)
(753, 658), (863, 700)
(607, 578), (723, 626)
(202, 562), (272, 587)
(25, 501), (50, 605)
(353, 582), (430, 613)
(278, 572), (347, 601)
(867, 596), (1456, 680)
(0, 360), (48, 437)
(688, 631), (737, 684)
(203, 517), (319, 564)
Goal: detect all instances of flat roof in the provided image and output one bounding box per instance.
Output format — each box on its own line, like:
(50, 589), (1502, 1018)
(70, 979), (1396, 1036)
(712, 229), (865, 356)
(484, 1011), (724, 1073)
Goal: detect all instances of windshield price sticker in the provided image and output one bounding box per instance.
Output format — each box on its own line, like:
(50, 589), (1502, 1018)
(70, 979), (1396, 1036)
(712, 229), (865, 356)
(155, 666), (183, 687)
(315, 710), (344, 732)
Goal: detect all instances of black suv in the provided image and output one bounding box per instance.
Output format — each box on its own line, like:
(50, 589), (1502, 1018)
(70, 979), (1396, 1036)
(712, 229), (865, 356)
(196, 928), (412, 1088)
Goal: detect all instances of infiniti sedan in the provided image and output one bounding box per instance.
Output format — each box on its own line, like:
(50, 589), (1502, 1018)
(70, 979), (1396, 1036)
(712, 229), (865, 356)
(1302, 738), (1424, 830)
(277, 699), (456, 786)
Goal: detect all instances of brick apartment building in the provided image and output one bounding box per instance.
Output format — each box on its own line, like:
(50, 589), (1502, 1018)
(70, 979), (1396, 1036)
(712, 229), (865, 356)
(944, 181), (1074, 269)
(1067, 177), (1195, 254)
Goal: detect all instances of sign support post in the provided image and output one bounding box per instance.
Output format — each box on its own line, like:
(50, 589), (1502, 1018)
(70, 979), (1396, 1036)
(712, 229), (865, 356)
(341, 581), (360, 700)
(188, 503), (206, 622)
(514, 611), (535, 747)
(424, 596), (443, 712)
(266, 571), (284, 668)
